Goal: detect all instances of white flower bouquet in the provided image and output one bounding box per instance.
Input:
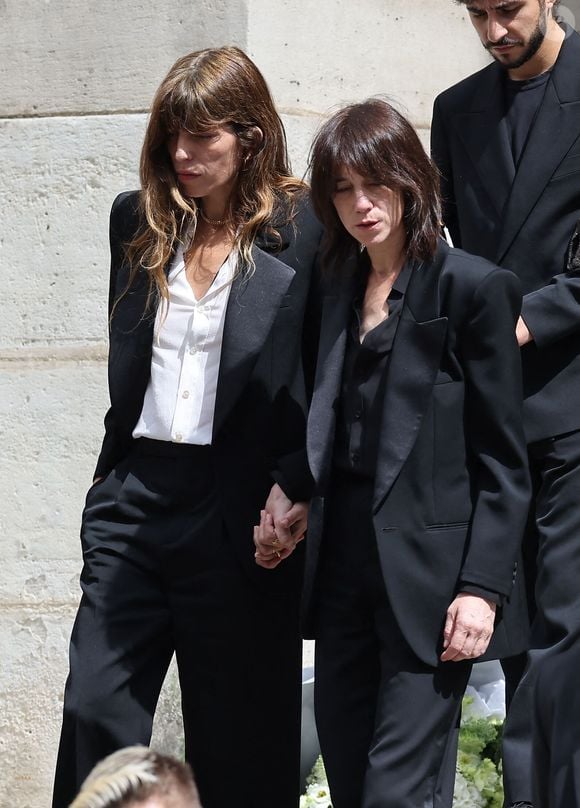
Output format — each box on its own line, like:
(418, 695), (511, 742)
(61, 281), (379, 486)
(300, 694), (504, 808)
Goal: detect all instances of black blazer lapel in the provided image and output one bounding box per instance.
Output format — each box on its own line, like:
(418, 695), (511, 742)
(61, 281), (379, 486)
(497, 26), (580, 262)
(372, 246), (449, 512)
(307, 272), (357, 487)
(212, 246), (295, 438)
(453, 63), (515, 225)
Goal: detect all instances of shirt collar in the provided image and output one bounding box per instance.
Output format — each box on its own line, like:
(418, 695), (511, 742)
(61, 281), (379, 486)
(354, 253), (415, 307)
(169, 246), (237, 301)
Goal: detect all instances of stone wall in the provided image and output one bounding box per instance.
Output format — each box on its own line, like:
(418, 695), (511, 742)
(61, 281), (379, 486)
(3, 1), (574, 804)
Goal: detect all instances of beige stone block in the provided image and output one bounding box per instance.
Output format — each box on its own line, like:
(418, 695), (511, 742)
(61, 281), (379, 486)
(0, 361), (108, 603)
(281, 111), (323, 178)
(248, 0), (489, 126)
(0, 608), (74, 807)
(0, 608), (184, 807)
(0, 0), (248, 116)
(282, 111), (431, 179)
(0, 115), (144, 347)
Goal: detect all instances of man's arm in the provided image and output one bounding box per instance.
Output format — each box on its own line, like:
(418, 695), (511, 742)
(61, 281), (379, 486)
(431, 96), (462, 249)
(518, 223), (580, 347)
(516, 222), (580, 348)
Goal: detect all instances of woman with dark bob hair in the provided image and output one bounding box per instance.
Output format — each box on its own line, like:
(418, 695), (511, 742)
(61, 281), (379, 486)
(53, 47), (321, 808)
(302, 99), (530, 807)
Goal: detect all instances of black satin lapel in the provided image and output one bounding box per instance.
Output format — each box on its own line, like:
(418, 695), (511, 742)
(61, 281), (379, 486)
(497, 81), (580, 262)
(454, 66), (515, 222)
(372, 254), (448, 511)
(212, 247), (295, 438)
(372, 312), (448, 512)
(307, 281), (355, 485)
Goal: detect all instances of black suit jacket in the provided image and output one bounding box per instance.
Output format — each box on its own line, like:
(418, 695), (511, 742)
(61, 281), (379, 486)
(431, 24), (580, 442)
(303, 241), (531, 666)
(94, 190), (322, 591)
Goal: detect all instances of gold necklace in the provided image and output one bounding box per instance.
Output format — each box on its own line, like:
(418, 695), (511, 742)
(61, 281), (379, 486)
(198, 207), (228, 227)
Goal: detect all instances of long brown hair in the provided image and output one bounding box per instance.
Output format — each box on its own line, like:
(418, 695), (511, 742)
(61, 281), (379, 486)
(309, 98), (441, 273)
(125, 46), (305, 311)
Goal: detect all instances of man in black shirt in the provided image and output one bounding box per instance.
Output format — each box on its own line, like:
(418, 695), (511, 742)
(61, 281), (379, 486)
(431, 2), (580, 806)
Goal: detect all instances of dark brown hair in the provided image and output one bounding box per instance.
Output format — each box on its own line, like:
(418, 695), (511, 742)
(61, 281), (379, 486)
(309, 98), (441, 272)
(125, 46), (305, 311)
(454, 0), (560, 8)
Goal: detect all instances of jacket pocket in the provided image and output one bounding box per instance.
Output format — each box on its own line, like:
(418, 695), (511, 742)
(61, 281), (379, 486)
(551, 153), (580, 181)
(425, 521), (470, 532)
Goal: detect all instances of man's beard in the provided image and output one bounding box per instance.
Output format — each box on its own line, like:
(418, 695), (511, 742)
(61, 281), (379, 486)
(485, 5), (548, 70)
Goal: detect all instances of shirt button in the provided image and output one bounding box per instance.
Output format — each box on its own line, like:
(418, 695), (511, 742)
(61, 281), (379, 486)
(182, 390), (190, 399)
(354, 410), (362, 420)
(189, 346), (198, 355)
(351, 451), (360, 464)
(174, 433), (183, 443)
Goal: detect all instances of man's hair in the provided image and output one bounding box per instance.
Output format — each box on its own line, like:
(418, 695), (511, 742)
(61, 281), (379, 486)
(69, 746), (201, 808)
(454, 0), (561, 9)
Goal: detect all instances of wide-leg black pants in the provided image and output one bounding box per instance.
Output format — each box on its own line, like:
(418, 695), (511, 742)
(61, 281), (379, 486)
(502, 428), (580, 806)
(313, 475), (471, 808)
(53, 439), (302, 808)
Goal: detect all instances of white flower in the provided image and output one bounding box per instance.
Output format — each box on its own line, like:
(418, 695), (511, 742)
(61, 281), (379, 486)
(300, 774), (333, 806)
(453, 770), (486, 808)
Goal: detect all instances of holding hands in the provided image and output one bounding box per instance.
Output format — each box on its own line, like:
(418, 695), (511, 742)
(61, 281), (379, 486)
(254, 483), (308, 569)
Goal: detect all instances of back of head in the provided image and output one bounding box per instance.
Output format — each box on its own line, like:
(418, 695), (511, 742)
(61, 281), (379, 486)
(69, 746), (201, 808)
(309, 98), (441, 272)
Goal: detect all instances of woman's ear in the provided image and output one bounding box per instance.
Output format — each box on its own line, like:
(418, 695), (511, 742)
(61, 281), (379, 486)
(245, 126), (264, 158)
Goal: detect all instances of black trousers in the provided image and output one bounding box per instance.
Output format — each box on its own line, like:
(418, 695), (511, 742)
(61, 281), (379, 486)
(52, 439), (302, 808)
(533, 643), (580, 808)
(313, 475), (471, 808)
(502, 429), (580, 806)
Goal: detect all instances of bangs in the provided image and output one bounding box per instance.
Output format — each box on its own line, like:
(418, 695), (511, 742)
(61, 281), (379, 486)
(159, 77), (230, 135)
(317, 112), (399, 190)
(310, 98), (441, 268)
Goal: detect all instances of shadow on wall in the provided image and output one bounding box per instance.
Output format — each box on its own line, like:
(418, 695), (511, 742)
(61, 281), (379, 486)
(560, 0), (580, 30)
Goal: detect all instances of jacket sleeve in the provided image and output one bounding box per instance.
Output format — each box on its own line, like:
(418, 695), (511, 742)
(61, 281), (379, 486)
(458, 267), (531, 595)
(520, 220), (580, 346)
(93, 192), (138, 480)
(431, 96), (462, 249)
(271, 203), (324, 502)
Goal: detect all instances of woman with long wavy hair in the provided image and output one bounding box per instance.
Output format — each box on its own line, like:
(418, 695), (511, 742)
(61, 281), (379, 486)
(53, 46), (321, 808)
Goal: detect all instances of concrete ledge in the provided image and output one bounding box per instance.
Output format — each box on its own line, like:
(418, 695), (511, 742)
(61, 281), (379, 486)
(248, 0), (488, 123)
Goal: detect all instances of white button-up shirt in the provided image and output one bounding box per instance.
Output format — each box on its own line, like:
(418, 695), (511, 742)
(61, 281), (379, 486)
(133, 246), (236, 445)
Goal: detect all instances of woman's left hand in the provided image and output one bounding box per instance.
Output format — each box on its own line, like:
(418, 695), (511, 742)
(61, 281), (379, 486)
(254, 510), (301, 568)
(440, 593), (496, 662)
(253, 485), (308, 569)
